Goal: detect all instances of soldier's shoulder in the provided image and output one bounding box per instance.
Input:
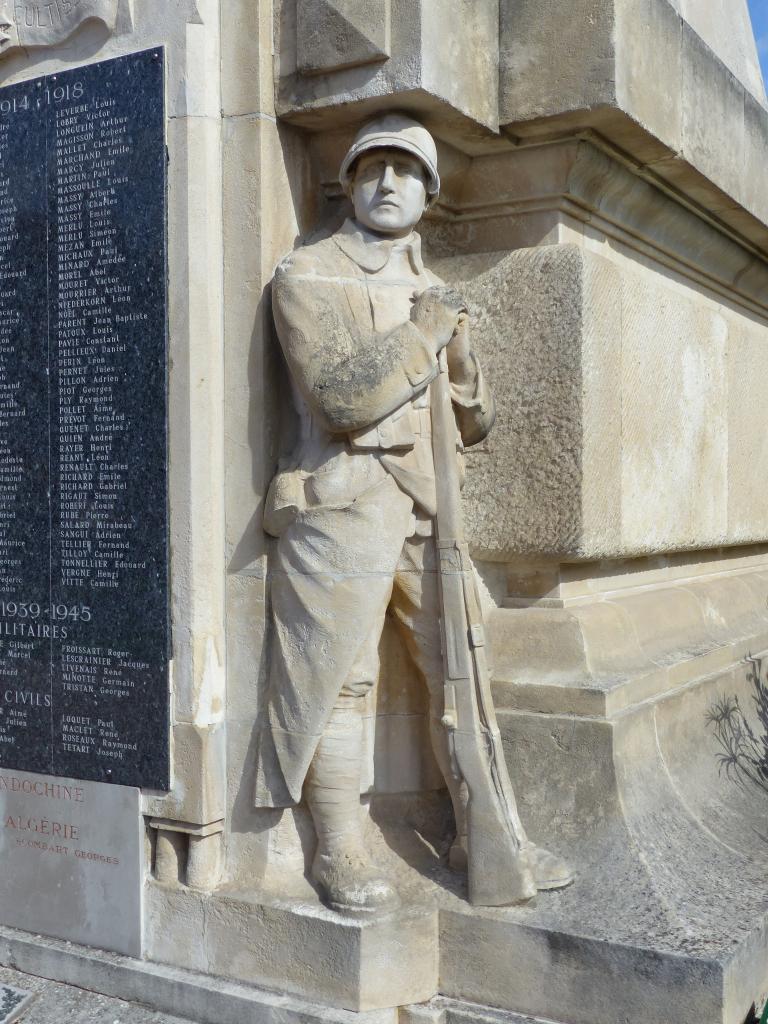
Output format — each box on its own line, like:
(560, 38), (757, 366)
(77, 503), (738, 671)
(275, 234), (343, 282)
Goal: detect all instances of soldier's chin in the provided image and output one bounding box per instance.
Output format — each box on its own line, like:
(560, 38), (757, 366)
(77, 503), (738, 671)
(366, 208), (409, 233)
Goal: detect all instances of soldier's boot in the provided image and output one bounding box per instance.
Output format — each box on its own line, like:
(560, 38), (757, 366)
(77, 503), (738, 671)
(306, 703), (400, 916)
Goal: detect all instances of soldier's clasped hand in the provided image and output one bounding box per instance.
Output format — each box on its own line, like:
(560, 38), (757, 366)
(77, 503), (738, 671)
(410, 285), (468, 354)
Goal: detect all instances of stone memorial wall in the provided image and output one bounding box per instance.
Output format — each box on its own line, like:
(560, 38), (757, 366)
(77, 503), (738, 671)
(0, 4), (763, 1024)
(0, 49), (168, 789)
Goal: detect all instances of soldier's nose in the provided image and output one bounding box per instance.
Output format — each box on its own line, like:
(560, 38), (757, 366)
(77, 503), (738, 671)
(380, 164), (396, 191)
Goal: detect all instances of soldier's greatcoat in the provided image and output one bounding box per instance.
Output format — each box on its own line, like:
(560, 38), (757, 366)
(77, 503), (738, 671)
(254, 219), (495, 807)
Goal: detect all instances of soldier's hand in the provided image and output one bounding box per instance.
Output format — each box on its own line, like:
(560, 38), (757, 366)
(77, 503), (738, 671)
(410, 286), (468, 353)
(447, 313), (476, 386)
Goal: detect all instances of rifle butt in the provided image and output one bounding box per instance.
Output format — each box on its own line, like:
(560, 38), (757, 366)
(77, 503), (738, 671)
(466, 802), (537, 906)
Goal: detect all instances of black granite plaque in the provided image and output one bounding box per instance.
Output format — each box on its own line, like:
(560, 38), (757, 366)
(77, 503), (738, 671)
(0, 50), (169, 789)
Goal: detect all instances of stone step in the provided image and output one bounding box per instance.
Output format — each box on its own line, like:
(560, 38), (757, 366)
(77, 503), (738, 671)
(468, 648), (768, 1024)
(0, 925), (396, 1024)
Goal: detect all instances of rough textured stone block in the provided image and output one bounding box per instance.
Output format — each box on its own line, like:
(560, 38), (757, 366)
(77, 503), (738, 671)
(452, 244), (586, 560)
(297, 0), (390, 75)
(276, 0), (499, 133)
(438, 242), (768, 561)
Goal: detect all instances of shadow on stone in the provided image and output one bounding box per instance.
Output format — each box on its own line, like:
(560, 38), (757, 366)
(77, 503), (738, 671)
(707, 654), (768, 799)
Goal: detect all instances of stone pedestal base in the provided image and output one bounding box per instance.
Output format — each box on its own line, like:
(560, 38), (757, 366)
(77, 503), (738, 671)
(0, 924), (400, 1024)
(3, 563), (767, 1024)
(145, 883), (439, 1012)
(2, 875), (765, 1024)
(475, 551), (768, 1024)
(0, 921), (569, 1024)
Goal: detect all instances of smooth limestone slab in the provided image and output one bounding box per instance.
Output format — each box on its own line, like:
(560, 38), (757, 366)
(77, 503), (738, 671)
(0, 769), (141, 956)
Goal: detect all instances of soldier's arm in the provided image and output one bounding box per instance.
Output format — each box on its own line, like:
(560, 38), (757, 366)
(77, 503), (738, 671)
(422, 272), (495, 446)
(451, 355), (496, 447)
(273, 257), (438, 434)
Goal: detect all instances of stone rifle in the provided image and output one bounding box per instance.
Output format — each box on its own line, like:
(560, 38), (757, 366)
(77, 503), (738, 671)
(431, 334), (536, 907)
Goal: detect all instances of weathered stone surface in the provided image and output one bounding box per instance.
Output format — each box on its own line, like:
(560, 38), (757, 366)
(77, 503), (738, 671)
(431, 137), (768, 317)
(492, 551), (768, 713)
(443, 652), (768, 1024)
(500, 0), (616, 123)
(0, 964), (191, 1024)
(499, 0), (768, 250)
(616, 0), (683, 149)
(147, 884), (439, 1013)
(276, 0), (500, 134)
(297, 0), (391, 75)
(2, 3), (768, 1024)
(620, 273), (728, 552)
(438, 241), (768, 561)
(728, 326), (768, 543)
(0, 0), (120, 56)
(668, 0), (766, 106)
(450, 245), (585, 561)
(143, 723), (225, 827)
(0, 924), (399, 1024)
(679, 22), (748, 210)
(136, 2), (228, 842)
(440, 907), (726, 1024)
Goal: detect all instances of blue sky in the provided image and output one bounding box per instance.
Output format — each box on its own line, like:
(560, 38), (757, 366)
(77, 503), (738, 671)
(749, 0), (768, 85)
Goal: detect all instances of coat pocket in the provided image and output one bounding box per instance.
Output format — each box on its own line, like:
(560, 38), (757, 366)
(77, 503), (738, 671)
(304, 449), (387, 508)
(264, 469), (306, 537)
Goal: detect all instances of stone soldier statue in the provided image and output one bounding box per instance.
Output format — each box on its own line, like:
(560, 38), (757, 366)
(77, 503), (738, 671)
(257, 113), (572, 914)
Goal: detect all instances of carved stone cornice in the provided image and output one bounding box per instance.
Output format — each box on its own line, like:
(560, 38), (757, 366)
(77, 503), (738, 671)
(278, 0), (768, 261)
(432, 137), (768, 320)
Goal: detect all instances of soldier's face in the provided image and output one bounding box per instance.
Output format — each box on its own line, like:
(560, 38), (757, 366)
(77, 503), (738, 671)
(351, 149), (428, 237)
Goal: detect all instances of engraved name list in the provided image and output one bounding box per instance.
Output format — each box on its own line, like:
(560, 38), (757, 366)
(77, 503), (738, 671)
(0, 50), (168, 788)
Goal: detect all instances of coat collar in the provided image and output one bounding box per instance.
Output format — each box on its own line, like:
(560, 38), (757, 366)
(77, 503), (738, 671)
(332, 218), (425, 274)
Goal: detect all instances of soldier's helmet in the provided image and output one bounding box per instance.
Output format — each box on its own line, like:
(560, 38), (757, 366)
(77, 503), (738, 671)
(339, 113), (440, 204)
